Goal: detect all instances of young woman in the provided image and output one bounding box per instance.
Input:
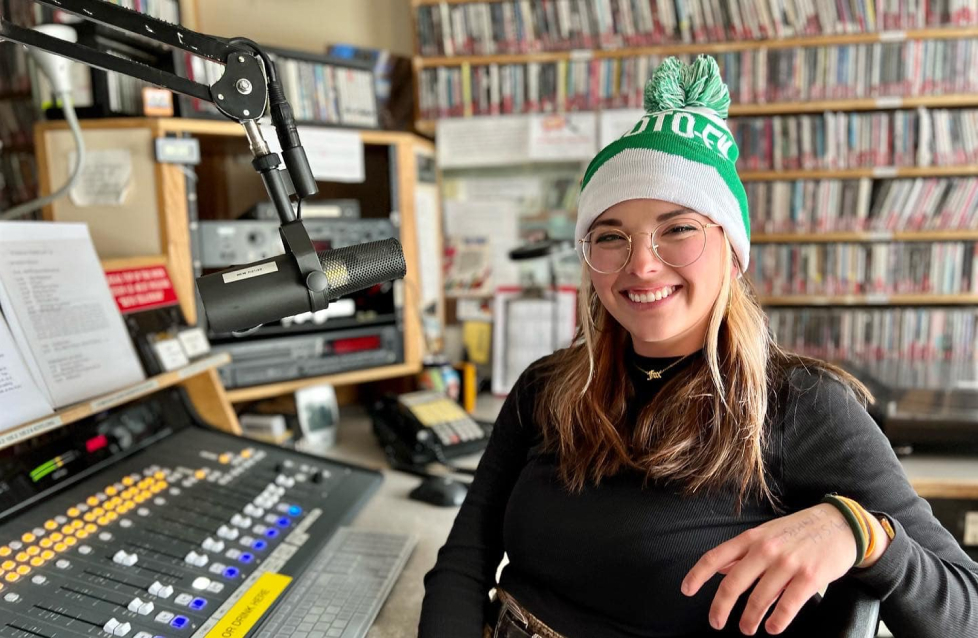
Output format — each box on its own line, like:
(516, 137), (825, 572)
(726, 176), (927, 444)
(419, 57), (978, 638)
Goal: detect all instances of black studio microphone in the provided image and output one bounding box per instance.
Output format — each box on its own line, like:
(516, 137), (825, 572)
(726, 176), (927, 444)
(196, 238), (406, 334)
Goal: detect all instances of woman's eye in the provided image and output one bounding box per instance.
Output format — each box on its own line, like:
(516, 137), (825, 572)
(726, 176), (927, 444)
(664, 224), (697, 235)
(596, 233), (625, 243)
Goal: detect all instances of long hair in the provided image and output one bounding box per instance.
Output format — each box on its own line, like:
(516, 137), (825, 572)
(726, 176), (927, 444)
(534, 238), (872, 510)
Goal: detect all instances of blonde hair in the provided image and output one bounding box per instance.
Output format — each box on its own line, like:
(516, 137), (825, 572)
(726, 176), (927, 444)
(534, 238), (871, 510)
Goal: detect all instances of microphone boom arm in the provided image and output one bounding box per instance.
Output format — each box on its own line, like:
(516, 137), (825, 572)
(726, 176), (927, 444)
(0, 0), (351, 323)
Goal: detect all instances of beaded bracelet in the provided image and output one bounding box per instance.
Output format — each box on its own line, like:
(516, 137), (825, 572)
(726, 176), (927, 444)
(821, 494), (868, 569)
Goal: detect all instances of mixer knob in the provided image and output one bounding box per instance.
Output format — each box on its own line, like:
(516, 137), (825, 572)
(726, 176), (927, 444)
(159, 584), (174, 599)
(274, 475), (295, 488)
(139, 601), (154, 615)
(103, 618), (120, 634)
(201, 537), (224, 553)
(112, 550), (137, 567)
(217, 525), (239, 541)
(114, 621), (132, 636)
(311, 471), (324, 484)
(243, 504), (264, 518)
(148, 581), (173, 599)
(127, 597), (144, 613)
(185, 551), (208, 567)
(230, 514), (252, 529)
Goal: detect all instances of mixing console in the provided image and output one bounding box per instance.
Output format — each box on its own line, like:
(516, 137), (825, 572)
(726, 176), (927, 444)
(0, 389), (384, 638)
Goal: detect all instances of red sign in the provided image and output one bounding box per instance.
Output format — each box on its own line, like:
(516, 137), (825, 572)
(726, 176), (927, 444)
(104, 265), (179, 314)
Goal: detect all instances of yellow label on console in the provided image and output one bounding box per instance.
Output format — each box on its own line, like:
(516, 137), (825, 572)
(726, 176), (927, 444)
(205, 572), (292, 638)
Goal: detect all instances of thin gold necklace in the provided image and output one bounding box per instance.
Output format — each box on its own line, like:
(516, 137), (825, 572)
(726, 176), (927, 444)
(633, 353), (692, 381)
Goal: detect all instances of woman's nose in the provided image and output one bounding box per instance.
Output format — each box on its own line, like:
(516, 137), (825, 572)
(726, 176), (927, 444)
(625, 237), (664, 274)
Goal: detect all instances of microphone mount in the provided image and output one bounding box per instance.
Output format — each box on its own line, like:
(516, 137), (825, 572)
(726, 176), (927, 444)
(0, 0), (329, 312)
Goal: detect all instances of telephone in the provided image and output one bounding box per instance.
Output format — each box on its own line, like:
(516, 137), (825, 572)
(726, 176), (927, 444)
(369, 390), (492, 469)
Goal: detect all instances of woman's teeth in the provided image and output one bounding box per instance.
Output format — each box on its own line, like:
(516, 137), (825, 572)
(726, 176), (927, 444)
(627, 286), (676, 303)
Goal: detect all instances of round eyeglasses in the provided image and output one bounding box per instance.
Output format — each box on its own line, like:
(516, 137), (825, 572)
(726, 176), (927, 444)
(579, 218), (721, 273)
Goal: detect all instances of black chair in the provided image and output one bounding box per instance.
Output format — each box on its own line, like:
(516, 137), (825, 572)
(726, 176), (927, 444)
(718, 578), (881, 637)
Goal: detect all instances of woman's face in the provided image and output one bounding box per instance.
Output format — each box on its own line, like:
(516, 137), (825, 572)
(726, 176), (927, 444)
(587, 199), (731, 357)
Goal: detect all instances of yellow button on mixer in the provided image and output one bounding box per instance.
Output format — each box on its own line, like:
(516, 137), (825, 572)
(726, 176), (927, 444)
(26, 547), (39, 557)
(92, 507), (105, 517)
(39, 538), (52, 549)
(40, 550), (54, 561)
(49, 533), (62, 542)
(154, 471), (166, 480)
(15, 552), (28, 563)
(15, 565), (29, 576)
(105, 486), (118, 496)
(44, 520), (58, 530)
(195, 470), (207, 480)
(29, 557), (44, 568)
(219, 453), (232, 464)
(83, 513), (97, 523)
(122, 477), (135, 487)
(84, 524), (97, 534)
(54, 543), (67, 553)
(21, 533), (35, 543)
(97, 517), (110, 526)
(86, 496), (99, 507)
(67, 507), (80, 518)
(71, 520), (84, 530)
(5, 572), (18, 583)
(105, 512), (118, 522)
(0, 546), (10, 557)
(63, 537), (77, 547)
(241, 449), (253, 459)
(61, 526), (74, 535)
(1, 560), (14, 571)
(75, 530), (88, 539)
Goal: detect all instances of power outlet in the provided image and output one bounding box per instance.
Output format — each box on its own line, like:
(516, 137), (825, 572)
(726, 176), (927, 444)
(965, 512), (978, 546)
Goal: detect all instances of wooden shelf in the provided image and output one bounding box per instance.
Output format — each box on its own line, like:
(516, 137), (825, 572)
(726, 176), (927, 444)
(910, 479), (978, 500)
(759, 294), (978, 306)
(413, 26), (978, 67)
(752, 230), (978, 243)
(225, 362), (422, 403)
(740, 165), (978, 181)
(0, 353), (231, 451)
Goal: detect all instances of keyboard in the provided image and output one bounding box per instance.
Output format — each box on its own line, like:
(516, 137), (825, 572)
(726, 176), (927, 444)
(254, 527), (416, 638)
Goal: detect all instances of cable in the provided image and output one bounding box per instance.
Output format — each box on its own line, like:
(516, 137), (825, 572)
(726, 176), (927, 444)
(228, 37), (278, 83)
(1, 93), (84, 221)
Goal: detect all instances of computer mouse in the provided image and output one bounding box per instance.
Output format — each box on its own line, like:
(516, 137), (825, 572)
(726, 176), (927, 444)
(408, 476), (468, 507)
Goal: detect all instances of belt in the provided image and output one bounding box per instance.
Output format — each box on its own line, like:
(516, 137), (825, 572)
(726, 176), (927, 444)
(492, 589), (567, 638)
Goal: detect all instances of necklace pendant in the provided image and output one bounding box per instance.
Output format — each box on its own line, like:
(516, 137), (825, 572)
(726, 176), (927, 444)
(648, 370), (661, 380)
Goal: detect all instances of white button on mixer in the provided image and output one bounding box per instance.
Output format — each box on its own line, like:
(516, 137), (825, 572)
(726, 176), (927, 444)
(174, 593), (193, 606)
(230, 514), (251, 528)
(159, 584), (173, 599)
(31, 575), (46, 585)
(192, 576), (212, 591)
(103, 618), (120, 634)
(155, 611), (174, 623)
(120, 519), (133, 529)
(99, 532), (113, 542)
(216, 525), (237, 540)
(138, 601), (154, 615)
(148, 581), (163, 596)
(252, 524), (268, 535)
(239, 536), (255, 547)
(128, 597), (144, 613)
(153, 497), (166, 506)
(209, 562), (226, 575)
(55, 559), (71, 569)
(201, 537), (224, 553)
(225, 548), (241, 560)
(206, 581), (224, 594)
(113, 550), (137, 567)
(134, 632), (153, 638)
(3, 592), (20, 603)
(114, 622), (132, 637)
(137, 508), (150, 517)
(9, 541), (22, 550)
(242, 504), (263, 518)
(78, 545), (93, 555)
(185, 551), (208, 567)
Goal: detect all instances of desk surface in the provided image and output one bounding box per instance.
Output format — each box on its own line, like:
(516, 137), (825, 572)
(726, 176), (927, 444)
(294, 395), (976, 637)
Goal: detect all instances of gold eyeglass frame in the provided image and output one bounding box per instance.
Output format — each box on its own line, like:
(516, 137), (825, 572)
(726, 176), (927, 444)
(578, 218), (722, 273)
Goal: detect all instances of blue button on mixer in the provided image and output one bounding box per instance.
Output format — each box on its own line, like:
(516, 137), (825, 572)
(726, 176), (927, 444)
(252, 540), (267, 551)
(239, 553), (253, 564)
(264, 529), (278, 538)
(189, 597), (207, 611)
(288, 505), (301, 516)
(276, 517), (289, 527)
(223, 567), (239, 579)
(170, 616), (189, 629)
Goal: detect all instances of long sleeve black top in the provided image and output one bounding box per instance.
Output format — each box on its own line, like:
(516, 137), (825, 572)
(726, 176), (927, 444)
(418, 350), (978, 637)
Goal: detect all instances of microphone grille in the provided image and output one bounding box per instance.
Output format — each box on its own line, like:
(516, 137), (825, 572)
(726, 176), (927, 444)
(318, 238), (407, 299)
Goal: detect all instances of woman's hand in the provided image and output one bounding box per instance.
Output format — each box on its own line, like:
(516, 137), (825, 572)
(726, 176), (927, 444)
(681, 503), (860, 635)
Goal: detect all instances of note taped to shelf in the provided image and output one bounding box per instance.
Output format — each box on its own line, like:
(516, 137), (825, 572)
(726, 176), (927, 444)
(437, 116), (531, 168)
(68, 149), (133, 207)
(260, 123), (364, 183)
(528, 113), (597, 162)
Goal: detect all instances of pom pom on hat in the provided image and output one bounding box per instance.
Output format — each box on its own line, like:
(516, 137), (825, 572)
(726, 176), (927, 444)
(643, 55), (730, 120)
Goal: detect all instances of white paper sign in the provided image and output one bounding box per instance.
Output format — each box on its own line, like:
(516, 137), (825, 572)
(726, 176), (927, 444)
(153, 338), (189, 371)
(260, 123), (365, 183)
(437, 116), (532, 168)
(599, 109), (646, 147)
(527, 113), (597, 161)
(177, 327), (211, 358)
(0, 314), (54, 433)
(0, 222), (146, 408)
(69, 149), (133, 206)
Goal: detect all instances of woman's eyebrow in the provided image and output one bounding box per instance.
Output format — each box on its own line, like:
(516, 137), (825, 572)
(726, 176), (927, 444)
(593, 207), (693, 228)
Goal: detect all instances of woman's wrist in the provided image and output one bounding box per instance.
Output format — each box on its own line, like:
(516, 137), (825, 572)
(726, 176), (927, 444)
(856, 513), (893, 569)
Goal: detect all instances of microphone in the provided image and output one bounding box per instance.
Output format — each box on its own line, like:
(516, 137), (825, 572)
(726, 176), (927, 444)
(196, 238), (406, 334)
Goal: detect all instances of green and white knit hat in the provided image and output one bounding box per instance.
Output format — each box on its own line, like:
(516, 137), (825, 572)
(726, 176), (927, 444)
(577, 55), (750, 270)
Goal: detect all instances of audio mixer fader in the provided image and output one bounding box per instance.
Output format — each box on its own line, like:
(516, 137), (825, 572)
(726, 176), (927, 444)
(0, 389), (389, 638)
